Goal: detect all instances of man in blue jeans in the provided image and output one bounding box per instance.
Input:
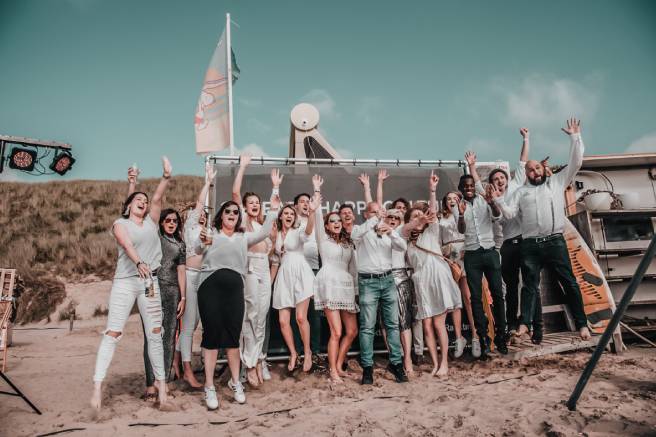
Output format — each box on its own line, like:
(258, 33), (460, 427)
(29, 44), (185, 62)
(351, 201), (408, 384)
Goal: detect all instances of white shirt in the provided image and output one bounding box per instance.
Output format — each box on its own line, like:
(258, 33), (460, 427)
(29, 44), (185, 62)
(497, 133), (584, 238)
(351, 216), (407, 274)
(183, 208), (203, 259)
(499, 161), (527, 241)
(113, 216), (162, 279)
(458, 195), (500, 251)
(298, 215), (320, 270)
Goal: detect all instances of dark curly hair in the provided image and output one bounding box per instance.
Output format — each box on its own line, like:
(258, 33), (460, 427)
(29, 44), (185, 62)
(324, 211), (354, 248)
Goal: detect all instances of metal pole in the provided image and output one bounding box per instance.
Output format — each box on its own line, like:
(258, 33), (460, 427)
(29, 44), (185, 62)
(0, 371), (42, 414)
(206, 155), (466, 167)
(226, 13), (235, 156)
(566, 232), (656, 411)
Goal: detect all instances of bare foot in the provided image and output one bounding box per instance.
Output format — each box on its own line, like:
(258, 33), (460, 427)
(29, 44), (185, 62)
(337, 368), (348, 377)
(246, 367), (260, 387)
(435, 365), (448, 378)
(329, 371), (343, 384)
(155, 380), (169, 406)
(405, 367), (415, 378)
(183, 370), (203, 388)
(172, 353), (182, 380)
(288, 352), (298, 372)
(430, 367), (439, 377)
(302, 354), (313, 373)
(579, 327), (592, 341)
(158, 400), (179, 412)
(517, 325), (529, 337)
(90, 384), (102, 410)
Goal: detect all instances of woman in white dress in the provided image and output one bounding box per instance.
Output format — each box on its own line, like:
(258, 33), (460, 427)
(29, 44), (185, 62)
(272, 196), (320, 373)
(401, 171), (463, 377)
(231, 155), (277, 387)
(440, 191), (480, 358)
(311, 175), (358, 383)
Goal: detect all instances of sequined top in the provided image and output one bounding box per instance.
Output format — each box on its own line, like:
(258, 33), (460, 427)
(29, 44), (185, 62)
(158, 234), (186, 286)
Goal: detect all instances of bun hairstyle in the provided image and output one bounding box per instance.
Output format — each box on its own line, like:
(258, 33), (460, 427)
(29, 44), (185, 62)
(277, 204), (297, 231)
(213, 200), (244, 233)
(121, 191), (149, 218)
(324, 211), (354, 248)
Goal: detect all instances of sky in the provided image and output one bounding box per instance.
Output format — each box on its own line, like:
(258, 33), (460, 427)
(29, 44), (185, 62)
(0, 0), (655, 181)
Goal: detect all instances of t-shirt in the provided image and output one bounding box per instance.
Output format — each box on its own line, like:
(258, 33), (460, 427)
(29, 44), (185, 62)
(112, 216), (162, 279)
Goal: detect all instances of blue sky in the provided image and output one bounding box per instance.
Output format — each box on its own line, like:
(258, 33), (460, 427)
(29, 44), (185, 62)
(1, 0), (655, 181)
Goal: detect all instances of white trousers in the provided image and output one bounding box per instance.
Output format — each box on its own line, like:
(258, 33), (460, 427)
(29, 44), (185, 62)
(175, 268), (201, 362)
(93, 276), (164, 382)
(240, 254), (272, 368)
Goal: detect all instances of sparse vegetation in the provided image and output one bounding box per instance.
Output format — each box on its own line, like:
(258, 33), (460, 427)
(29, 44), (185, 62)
(92, 305), (109, 318)
(0, 175), (204, 323)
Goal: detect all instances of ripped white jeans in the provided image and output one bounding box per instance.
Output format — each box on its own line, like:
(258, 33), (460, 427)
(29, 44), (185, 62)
(175, 267), (201, 362)
(93, 276), (164, 382)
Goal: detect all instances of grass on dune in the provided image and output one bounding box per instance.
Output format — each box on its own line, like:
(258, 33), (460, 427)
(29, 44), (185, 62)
(0, 175), (204, 323)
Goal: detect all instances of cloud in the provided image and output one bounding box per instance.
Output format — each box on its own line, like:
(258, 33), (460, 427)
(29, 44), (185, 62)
(300, 89), (339, 119)
(235, 143), (270, 157)
(626, 132), (656, 153)
(356, 96), (383, 126)
(496, 74), (601, 128)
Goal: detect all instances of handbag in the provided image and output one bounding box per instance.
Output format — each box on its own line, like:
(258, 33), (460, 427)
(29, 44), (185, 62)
(412, 242), (464, 282)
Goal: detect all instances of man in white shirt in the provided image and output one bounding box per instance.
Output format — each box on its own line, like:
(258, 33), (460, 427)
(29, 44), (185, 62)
(294, 192), (323, 365)
(351, 201), (409, 384)
(495, 118), (591, 341)
(458, 172), (508, 358)
(465, 128), (532, 338)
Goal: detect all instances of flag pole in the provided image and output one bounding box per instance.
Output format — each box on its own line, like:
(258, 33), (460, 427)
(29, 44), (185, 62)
(226, 12), (235, 156)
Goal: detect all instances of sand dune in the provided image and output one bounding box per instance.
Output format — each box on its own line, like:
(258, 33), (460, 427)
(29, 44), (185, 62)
(1, 281), (655, 437)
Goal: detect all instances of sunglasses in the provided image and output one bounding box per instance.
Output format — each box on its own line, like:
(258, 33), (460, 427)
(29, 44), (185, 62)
(163, 218), (178, 224)
(386, 215), (400, 220)
(224, 208), (240, 216)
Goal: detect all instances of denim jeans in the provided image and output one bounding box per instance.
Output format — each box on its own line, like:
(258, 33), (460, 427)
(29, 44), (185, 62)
(358, 274), (403, 367)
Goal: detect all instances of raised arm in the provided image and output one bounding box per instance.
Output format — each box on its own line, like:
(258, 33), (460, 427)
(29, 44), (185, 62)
(428, 170), (439, 214)
(484, 185), (501, 218)
(311, 175), (326, 245)
(195, 163), (217, 214)
(519, 127), (530, 163)
(231, 154), (251, 206)
(376, 169), (389, 207)
(465, 151), (481, 185)
(149, 156), (171, 222)
(553, 118), (584, 187)
(127, 165), (139, 196)
(304, 193), (321, 236)
(456, 200), (467, 234)
(358, 173), (373, 204)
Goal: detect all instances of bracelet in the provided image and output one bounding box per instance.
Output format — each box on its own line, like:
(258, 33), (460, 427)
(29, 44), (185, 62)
(136, 261), (144, 268)
(314, 189), (321, 193)
(272, 187), (280, 196)
(430, 190), (436, 193)
(181, 297), (186, 300)
(163, 174), (171, 179)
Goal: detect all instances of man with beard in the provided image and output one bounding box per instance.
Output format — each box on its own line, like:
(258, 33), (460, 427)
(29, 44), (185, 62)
(457, 172), (508, 359)
(465, 127), (531, 339)
(494, 118), (591, 341)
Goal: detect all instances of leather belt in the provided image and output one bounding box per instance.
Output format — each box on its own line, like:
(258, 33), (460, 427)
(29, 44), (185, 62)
(525, 233), (562, 244)
(504, 236), (523, 245)
(358, 270), (392, 280)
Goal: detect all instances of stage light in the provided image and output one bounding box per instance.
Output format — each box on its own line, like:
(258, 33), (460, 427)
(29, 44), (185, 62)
(8, 147), (37, 171)
(49, 150), (76, 176)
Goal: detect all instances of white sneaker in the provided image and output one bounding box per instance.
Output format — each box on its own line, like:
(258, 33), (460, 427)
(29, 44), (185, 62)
(204, 386), (219, 410)
(228, 379), (246, 404)
(471, 338), (481, 358)
(454, 337), (467, 358)
(261, 361), (272, 381)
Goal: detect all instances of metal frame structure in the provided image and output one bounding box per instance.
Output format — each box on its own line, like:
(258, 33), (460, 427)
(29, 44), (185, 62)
(207, 155), (468, 168)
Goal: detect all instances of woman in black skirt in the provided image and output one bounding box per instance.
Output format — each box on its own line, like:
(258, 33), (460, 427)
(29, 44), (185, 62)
(195, 169), (282, 410)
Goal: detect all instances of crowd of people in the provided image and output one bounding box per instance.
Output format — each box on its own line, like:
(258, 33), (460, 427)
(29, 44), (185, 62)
(90, 118), (592, 411)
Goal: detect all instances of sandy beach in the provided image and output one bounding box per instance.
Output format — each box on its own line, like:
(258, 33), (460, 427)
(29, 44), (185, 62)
(1, 280), (655, 437)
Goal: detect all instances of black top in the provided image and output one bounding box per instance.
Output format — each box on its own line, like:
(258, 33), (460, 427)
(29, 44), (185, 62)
(158, 234), (186, 286)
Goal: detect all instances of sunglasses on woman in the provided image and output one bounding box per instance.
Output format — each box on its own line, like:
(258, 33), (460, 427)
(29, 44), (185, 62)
(328, 217), (342, 224)
(163, 218), (178, 224)
(224, 208), (240, 216)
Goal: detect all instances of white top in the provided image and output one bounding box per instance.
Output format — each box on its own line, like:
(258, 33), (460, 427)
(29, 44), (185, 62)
(183, 208), (203, 259)
(439, 208), (464, 245)
(457, 194), (500, 251)
(112, 216), (162, 279)
(499, 161), (527, 240)
(198, 211), (276, 277)
(406, 222), (443, 268)
(351, 216), (407, 274)
(314, 209), (358, 277)
(298, 215), (320, 270)
(497, 133), (584, 238)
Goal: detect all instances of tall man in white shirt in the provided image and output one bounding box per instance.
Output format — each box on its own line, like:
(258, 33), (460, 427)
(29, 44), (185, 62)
(458, 173), (508, 358)
(351, 201), (409, 384)
(465, 128), (531, 337)
(495, 118), (591, 341)
(294, 193), (323, 364)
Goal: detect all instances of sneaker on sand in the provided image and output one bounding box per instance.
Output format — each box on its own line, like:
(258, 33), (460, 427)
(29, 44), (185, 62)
(471, 337), (482, 358)
(454, 337), (467, 358)
(228, 379), (246, 404)
(261, 361), (272, 381)
(204, 386), (219, 410)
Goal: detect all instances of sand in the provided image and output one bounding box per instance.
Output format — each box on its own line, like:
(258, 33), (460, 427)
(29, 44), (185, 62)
(1, 280), (655, 437)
